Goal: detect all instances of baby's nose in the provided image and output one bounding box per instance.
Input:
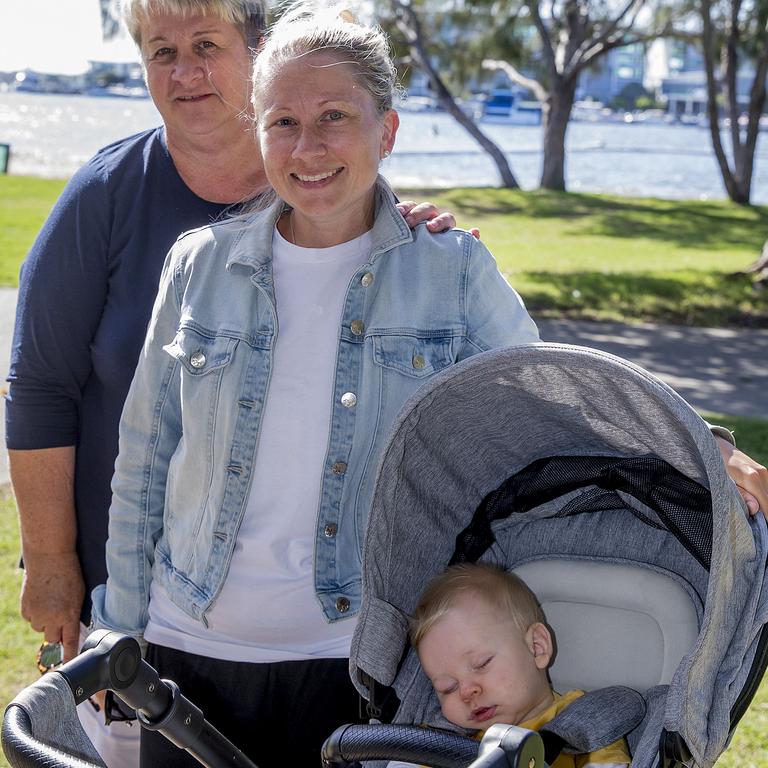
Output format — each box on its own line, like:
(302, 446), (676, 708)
(459, 680), (480, 701)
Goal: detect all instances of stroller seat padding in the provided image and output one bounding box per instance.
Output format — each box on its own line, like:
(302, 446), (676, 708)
(513, 560), (701, 693)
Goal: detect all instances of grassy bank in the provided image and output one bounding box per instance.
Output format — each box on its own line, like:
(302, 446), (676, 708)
(0, 176), (66, 285)
(401, 187), (768, 328)
(2, 176), (767, 327)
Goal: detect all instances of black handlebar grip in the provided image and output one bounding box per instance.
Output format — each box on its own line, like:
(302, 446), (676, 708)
(322, 723), (479, 768)
(2, 704), (103, 768)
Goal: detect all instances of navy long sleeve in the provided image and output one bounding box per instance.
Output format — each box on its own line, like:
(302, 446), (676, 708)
(6, 127), (230, 620)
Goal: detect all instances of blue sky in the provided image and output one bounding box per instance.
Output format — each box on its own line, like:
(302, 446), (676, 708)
(1, 0), (140, 74)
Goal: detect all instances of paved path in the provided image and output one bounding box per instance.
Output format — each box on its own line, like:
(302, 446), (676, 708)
(2, 288), (768, 487)
(538, 319), (768, 421)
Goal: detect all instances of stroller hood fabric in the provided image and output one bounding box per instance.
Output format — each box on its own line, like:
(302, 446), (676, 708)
(349, 343), (768, 768)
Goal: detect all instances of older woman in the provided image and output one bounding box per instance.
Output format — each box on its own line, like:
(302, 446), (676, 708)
(90, 3), (539, 766)
(6, 1), (454, 765)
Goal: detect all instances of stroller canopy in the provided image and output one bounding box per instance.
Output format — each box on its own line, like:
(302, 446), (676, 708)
(350, 343), (768, 768)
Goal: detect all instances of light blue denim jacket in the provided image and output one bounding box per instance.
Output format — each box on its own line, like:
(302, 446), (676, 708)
(91, 178), (539, 639)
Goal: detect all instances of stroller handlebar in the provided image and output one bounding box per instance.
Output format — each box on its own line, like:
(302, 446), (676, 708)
(321, 722), (545, 768)
(2, 702), (104, 768)
(2, 631), (260, 768)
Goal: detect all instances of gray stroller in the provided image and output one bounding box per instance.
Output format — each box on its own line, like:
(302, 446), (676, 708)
(3, 344), (767, 768)
(338, 343), (768, 768)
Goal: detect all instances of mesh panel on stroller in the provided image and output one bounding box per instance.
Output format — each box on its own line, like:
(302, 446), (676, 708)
(349, 343), (768, 767)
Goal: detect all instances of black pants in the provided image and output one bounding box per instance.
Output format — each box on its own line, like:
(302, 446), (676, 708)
(140, 643), (364, 768)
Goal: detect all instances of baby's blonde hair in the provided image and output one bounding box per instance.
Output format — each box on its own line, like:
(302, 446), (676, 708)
(410, 563), (546, 649)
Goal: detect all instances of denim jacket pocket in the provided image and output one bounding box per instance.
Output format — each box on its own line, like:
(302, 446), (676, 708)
(164, 326), (236, 376)
(372, 332), (455, 379)
(162, 326), (239, 572)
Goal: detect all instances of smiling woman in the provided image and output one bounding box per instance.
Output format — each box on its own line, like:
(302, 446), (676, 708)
(255, 49), (399, 246)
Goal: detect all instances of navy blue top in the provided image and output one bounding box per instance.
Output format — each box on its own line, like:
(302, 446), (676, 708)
(6, 127), (232, 621)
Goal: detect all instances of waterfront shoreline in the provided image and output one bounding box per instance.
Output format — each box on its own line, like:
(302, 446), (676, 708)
(2, 91), (767, 203)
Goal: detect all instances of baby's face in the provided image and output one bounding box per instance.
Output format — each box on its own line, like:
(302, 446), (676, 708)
(418, 592), (553, 730)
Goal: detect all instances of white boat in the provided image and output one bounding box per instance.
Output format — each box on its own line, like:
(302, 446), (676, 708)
(481, 90), (542, 125)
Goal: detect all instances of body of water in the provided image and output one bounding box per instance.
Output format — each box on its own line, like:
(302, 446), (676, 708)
(2, 91), (767, 203)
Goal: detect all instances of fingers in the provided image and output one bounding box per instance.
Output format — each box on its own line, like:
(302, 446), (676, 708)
(20, 554), (86, 659)
(425, 211), (455, 232)
(716, 436), (768, 519)
(403, 202), (439, 228)
(738, 490), (760, 517)
(394, 200), (416, 217)
(395, 201), (456, 232)
(92, 690), (107, 712)
(62, 619), (82, 662)
(470, 227), (481, 240)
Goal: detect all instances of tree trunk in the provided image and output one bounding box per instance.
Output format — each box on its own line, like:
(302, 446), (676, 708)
(391, 0), (520, 189)
(699, 0), (762, 205)
(540, 78), (577, 191)
(430, 78), (520, 189)
(741, 240), (768, 285)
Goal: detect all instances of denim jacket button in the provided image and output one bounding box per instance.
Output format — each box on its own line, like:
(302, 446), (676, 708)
(190, 351), (206, 368)
(361, 272), (374, 287)
(341, 392), (357, 408)
(336, 597), (350, 613)
(412, 354), (426, 370)
(350, 320), (364, 336)
(324, 523), (338, 537)
(331, 462), (348, 475)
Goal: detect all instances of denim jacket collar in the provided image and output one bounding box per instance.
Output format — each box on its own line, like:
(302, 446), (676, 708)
(224, 176), (413, 276)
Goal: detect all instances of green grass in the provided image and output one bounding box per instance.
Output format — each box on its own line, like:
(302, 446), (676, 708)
(397, 187), (768, 328)
(0, 176), (66, 286)
(0, 489), (39, 720)
(2, 177), (768, 327)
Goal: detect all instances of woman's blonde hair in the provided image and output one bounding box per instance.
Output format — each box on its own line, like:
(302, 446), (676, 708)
(410, 563), (547, 649)
(251, 1), (399, 118)
(120, 0), (267, 50)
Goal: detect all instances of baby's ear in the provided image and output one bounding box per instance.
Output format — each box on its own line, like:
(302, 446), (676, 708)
(526, 622), (554, 670)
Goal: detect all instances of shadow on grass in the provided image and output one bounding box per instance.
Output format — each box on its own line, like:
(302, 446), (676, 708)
(406, 187), (768, 253)
(518, 270), (768, 327)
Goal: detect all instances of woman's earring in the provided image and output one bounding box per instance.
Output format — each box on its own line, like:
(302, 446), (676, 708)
(383, 149), (391, 158)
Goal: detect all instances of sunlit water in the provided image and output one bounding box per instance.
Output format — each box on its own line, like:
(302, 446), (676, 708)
(2, 91), (767, 203)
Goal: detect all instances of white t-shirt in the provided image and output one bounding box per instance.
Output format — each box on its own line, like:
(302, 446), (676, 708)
(145, 226), (372, 662)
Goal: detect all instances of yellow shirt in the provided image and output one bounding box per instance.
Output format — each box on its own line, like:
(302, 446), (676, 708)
(517, 690), (631, 768)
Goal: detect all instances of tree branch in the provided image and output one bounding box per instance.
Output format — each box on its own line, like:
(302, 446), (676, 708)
(482, 59), (550, 103)
(526, 0), (560, 76)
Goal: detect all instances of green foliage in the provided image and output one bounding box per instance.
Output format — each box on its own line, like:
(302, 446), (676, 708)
(378, 0), (525, 98)
(610, 82), (654, 111)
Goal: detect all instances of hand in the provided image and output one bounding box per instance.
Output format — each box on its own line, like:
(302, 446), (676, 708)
(396, 200), (456, 233)
(21, 551), (85, 662)
(716, 436), (768, 518)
